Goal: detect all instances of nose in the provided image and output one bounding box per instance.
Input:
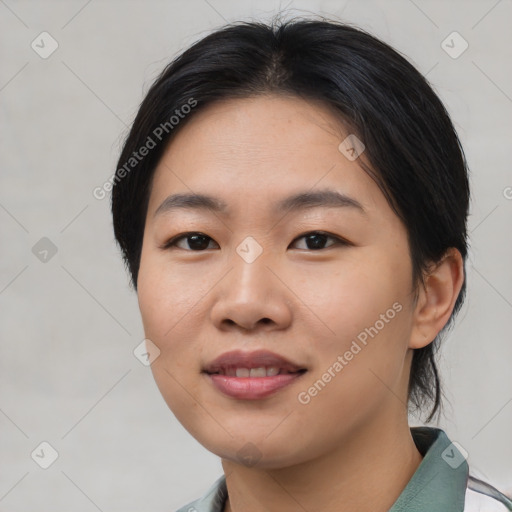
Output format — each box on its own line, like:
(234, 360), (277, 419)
(209, 251), (293, 333)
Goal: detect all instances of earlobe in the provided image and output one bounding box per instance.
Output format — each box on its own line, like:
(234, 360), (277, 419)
(409, 248), (464, 349)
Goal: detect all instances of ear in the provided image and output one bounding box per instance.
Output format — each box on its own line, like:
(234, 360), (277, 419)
(409, 248), (465, 349)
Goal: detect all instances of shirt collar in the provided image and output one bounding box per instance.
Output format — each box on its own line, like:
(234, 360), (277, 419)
(187, 473), (227, 512)
(184, 427), (468, 512)
(389, 427), (469, 512)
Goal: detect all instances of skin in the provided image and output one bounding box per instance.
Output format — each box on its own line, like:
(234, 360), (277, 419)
(137, 95), (464, 512)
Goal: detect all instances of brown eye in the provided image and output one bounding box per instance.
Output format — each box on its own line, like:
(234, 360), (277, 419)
(163, 232), (219, 251)
(290, 231), (348, 250)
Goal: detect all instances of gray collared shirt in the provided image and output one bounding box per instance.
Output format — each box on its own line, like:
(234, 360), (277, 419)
(176, 427), (511, 511)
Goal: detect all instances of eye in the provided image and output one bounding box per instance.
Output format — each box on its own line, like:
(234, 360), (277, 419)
(289, 231), (349, 250)
(162, 230), (350, 252)
(161, 232), (219, 251)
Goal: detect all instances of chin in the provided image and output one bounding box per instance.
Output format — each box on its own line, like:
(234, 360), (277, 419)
(196, 432), (310, 470)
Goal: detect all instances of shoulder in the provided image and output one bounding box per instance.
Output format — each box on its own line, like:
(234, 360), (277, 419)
(464, 475), (512, 511)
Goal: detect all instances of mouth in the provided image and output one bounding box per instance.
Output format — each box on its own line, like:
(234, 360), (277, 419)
(204, 367), (307, 377)
(202, 349), (307, 377)
(202, 349), (308, 400)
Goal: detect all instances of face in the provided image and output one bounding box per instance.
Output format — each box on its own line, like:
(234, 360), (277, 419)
(137, 95), (417, 468)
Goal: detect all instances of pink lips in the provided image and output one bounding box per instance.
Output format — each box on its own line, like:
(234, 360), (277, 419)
(202, 349), (307, 400)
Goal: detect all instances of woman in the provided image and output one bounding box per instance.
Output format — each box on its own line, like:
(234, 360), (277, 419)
(111, 17), (511, 512)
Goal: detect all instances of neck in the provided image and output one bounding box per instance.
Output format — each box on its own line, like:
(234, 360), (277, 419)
(222, 411), (423, 512)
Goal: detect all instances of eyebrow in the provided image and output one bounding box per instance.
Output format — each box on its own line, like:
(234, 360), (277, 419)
(153, 188), (366, 218)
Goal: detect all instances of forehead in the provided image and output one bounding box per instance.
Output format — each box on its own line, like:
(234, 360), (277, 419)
(147, 95), (387, 218)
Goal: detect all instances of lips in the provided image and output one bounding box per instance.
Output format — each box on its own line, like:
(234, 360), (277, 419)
(202, 349), (307, 377)
(202, 349), (308, 399)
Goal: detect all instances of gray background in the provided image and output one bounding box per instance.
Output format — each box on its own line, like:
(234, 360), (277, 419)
(1, 0), (511, 510)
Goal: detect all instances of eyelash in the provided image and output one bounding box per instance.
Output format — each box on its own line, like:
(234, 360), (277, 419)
(161, 231), (351, 252)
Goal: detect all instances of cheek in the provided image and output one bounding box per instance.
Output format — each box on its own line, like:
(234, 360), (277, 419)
(294, 252), (412, 392)
(294, 254), (407, 340)
(137, 257), (207, 429)
(137, 247), (207, 339)
(137, 249), (202, 399)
